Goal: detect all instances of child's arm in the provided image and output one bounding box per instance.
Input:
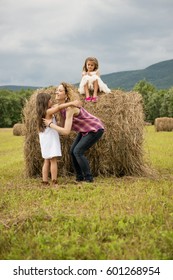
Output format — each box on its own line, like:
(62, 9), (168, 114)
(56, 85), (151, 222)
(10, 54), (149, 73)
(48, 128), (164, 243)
(46, 100), (82, 116)
(82, 71), (87, 77)
(95, 69), (100, 77)
(43, 107), (75, 136)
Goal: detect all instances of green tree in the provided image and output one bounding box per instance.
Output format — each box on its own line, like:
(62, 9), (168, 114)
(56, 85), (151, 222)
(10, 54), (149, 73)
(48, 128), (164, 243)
(146, 90), (165, 123)
(0, 89), (33, 127)
(133, 80), (156, 121)
(160, 87), (173, 117)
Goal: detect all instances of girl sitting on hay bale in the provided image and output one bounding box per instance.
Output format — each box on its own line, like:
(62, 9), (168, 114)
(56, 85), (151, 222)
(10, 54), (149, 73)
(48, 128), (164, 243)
(36, 92), (81, 186)
(43, 82), (104, 183)
(78, 57), (111, 102)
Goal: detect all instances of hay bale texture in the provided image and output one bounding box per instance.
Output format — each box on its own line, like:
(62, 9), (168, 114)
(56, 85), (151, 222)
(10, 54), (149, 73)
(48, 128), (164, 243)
(13, 123), (25, 136)
(154, 117), (173, 132)
(23, 86), (147, 178)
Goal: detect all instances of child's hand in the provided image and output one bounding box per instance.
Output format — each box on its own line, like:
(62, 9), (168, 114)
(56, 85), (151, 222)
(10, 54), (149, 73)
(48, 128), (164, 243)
(87, 72), (92, 76)
(72, 100), (82, 107)
(43, 118), (52, 127)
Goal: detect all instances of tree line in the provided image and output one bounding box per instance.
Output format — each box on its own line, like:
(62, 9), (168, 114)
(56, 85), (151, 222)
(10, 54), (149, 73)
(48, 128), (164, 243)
(133, 80), (173, 123)
(0, 80), (173, 127)
(0, 89), (33, 128)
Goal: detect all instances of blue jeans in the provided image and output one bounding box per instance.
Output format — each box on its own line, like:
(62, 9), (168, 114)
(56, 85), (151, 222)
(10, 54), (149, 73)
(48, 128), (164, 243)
(70, 129), (104, 181)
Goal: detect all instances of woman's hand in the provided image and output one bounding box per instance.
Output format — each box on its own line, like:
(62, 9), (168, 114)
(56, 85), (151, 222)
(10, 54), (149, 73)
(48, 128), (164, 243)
(71, 100), (82, 107)
(43, 118), (52, 127)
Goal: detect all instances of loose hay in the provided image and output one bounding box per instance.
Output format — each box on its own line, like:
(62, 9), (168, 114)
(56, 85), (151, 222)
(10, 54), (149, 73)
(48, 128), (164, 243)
(154, 117), (173, 132)
(23, 86), (150, 178)
(13, 123), (25, 136)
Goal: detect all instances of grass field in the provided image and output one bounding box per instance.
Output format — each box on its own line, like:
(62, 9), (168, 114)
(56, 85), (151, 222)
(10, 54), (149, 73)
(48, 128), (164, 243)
(0, 126), (173, 260)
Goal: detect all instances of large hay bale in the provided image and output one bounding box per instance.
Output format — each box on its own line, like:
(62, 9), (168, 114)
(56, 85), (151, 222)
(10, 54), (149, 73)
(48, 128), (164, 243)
(154, 117), (173, 132)
(23, 86), (148, 178)
(13, 123), (25, 136)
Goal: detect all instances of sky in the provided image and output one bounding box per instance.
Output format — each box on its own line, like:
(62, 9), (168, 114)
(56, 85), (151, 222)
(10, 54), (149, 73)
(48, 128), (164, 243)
(0, 0), (173, 87)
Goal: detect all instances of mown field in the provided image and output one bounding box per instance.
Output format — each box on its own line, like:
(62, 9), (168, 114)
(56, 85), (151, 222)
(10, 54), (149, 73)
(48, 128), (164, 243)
(0, 126), (173, 260)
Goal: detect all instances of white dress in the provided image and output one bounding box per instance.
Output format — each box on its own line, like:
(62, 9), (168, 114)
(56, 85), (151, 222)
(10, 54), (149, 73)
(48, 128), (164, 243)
(39, 116), (62, 159)
(78, 71), (111, 94)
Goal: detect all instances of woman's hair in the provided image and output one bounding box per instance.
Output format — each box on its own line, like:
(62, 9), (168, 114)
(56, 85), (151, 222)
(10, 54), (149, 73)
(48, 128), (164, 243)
(60, 82), (80, 102)
(36, 92), (51, 132)
(83, 57), (99, 72)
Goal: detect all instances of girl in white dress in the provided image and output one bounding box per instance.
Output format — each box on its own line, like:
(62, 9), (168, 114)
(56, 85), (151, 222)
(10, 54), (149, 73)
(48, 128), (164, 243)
(36, 92), (80, 185)
(78, 57), (111, 102)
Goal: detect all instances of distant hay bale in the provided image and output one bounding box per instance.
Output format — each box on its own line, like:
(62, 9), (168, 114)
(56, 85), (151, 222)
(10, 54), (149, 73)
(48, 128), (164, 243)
(13, 123), (25, 136)
(154, 117), (173, 132)
(23, 86), (149, 178)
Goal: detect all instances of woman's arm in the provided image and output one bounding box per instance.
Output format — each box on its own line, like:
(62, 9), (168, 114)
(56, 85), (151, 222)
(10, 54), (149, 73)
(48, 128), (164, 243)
(46, 100), (81, 116)
(43, 107), (77, 135)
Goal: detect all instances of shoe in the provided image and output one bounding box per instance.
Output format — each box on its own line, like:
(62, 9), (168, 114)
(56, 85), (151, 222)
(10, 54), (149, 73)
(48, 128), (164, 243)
(85, 97), (91, 102)
(41, 181), (50, 185)
(84, 178), (94, 183)
(52, 179), (58, 184)
(51, 179), (59, 187)
(76, 176), (84, 182)
(91, 97), (98, 102)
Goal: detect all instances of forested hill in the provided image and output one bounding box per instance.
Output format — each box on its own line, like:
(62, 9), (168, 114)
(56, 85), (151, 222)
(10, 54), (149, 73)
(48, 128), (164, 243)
(1, 59), (173, 91)
(100, 59), (173, 90)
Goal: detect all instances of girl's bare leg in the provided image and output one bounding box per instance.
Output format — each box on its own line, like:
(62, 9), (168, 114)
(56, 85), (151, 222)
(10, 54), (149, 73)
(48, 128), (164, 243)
(84, 83), (90, 98)
(50, 157), (58, 182)
(93, 80), (99, 98)
(42, 159), (50, 182)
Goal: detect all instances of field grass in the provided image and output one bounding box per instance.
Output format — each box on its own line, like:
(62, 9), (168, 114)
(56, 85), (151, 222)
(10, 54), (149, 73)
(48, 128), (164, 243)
(0, 126), (173, 260)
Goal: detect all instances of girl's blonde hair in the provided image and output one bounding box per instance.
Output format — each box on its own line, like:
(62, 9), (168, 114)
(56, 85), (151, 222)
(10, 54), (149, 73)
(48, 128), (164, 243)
(36, 92), (51, 132)
(83, 57), (99, 72)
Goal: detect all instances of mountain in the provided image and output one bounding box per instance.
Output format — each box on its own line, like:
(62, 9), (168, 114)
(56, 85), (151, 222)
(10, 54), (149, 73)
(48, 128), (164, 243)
(100, 59), (173, 90)
(0, 85), (41, 91)
(1, 59), (173, 91)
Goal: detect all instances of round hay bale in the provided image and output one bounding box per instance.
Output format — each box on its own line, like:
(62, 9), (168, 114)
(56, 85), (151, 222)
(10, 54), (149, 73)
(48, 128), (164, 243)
(154, 117), (173, 132)
(81, 90), (146, 176)
(13, 123), (25, 136)
(23, 86), (148, 178)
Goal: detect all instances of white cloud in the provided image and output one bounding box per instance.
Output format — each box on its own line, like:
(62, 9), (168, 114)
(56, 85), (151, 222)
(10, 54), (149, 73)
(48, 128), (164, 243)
(0, 0), (173, 86)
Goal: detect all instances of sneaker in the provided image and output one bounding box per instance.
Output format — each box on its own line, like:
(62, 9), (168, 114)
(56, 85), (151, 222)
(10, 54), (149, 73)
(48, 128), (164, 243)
(91, 97), (98, 103)
(85, 97), (91, 102)
(84, 177), (94, 183)
(76, 178), (84, 182)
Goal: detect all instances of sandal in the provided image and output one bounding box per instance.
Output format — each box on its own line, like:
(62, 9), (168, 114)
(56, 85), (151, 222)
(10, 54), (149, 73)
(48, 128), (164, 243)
(91, 97), (98, 103)
(85, 97), (92, 102)
(51, 180), (59, 187)
(41, 181), (50, 185)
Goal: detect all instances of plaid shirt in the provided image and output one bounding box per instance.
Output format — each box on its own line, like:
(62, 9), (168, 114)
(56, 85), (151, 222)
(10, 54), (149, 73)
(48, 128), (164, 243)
(61, 107), (104, 136)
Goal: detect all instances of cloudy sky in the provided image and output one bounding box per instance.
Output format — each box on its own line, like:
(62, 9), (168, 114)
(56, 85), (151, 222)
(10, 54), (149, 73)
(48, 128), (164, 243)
(0, 0), (173, 87)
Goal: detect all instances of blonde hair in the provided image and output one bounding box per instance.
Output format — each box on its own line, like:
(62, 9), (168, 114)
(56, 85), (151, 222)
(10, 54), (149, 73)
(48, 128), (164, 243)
(60, 82), (80, 102)
(83, 57), (99, 72)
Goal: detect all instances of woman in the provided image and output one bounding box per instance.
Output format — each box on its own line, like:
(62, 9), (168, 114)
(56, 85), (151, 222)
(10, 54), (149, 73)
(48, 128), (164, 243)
(43, 82), (104, 183)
